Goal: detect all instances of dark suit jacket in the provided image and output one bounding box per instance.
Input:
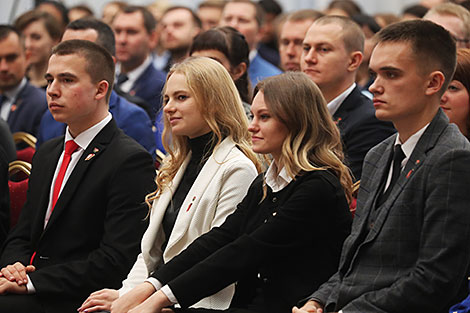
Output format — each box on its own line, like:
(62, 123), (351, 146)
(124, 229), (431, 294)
(0, 147), (9, 249)
(129, 62), (166, 119)
(309, 109), (470, 313)
(36, 90), (157, 158)
(6, 81), (47, 137)
(0, 119), (156, 312)
(153, 170), (352, 313)
(333, 87), (395, 180)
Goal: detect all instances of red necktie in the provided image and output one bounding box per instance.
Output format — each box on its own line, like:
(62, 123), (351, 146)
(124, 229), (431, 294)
(51, 140), (79, 211)
(30, 140), (79, 265)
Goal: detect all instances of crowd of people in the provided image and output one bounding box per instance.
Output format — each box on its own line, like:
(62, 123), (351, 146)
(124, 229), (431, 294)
(0, 0), (470, 313)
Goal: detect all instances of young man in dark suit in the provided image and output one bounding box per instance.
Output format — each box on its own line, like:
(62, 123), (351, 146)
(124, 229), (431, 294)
(301, 16), (395, 180)
(0, 39), (155, 313)
(0, 26), (47, 137)
(295, 20), (470, 313)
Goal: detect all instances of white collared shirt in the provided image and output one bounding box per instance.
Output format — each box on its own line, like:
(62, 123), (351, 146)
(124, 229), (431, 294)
(327, 83), (356, 116)
(265, 161), (293, 192)
(116, 56), (152, 93)
(0, 77), (27, 121)
(26, 113), (112, 293)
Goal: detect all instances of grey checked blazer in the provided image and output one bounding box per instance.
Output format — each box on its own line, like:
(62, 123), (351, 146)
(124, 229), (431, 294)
(309, 109), (470, 313)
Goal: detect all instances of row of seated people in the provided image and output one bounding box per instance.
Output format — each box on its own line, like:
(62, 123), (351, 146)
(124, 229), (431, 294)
(1, 17), (470, 313)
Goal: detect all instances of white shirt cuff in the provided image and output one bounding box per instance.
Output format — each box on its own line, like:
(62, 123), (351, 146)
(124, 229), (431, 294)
(26, 274), (35, 294)
(145, 277), (163, 291)
(160, 284), (178, 304)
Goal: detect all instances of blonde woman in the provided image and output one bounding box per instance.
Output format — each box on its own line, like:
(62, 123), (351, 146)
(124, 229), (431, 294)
(78, 57), (260, 312)
(111, 72), (353, 313)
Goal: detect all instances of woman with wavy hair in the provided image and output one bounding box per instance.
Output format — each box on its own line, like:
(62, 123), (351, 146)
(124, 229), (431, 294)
(78, 57), (260, 312)
(440, 48), (470, 140)
(111, 72), (353, 313)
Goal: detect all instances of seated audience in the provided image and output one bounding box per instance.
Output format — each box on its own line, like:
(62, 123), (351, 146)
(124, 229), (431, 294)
(78, 56), (260, 312)
(440, 48), (470, 140)
(295, 20), (470, 313)
(220, 0), (282, 86)
(37, 18), (157, 158)
(0, 26), (47, 137)
(14, 10), (62, 89)
(110, 71), (353, 313)
(0, 39), (155, 313)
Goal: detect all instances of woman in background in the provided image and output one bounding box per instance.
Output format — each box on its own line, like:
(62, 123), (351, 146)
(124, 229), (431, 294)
(79, 57), (260, 312)
(440, 48), (470, 140)
(14, 10), (62, 89)
(112, 72), (353, 313)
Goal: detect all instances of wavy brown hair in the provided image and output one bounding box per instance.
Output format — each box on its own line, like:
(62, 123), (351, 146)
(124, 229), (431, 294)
(146, 57), (261, 207)
(254, 72), (353, 202)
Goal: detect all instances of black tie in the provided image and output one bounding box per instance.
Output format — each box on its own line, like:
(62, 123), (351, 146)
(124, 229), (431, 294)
(377, 144), (406, 207)
(116, 73), (128, 86)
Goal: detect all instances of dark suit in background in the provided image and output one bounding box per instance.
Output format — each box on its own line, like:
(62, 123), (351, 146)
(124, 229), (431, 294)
(126, 63), (166, 120)
(36, 90), (157, 158)
(0, 119), (16, 162)
(333, 87), (395, 180)
(309, 110), (470, 313)
(5, 81), (47, 138)
(0, 147), (9, 250)
(0, 119), (156, 312)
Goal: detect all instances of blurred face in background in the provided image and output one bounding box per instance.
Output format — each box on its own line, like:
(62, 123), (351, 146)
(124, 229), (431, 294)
(440, 79), (470, 136)
(279, 19), (314, 71)
(220, 2), (259, 50)
(22, 19), (59, 66)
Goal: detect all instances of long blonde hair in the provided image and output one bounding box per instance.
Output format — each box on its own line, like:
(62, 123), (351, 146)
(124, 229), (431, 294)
(255, 72), (353, 202)
(146, 57), (261, 207)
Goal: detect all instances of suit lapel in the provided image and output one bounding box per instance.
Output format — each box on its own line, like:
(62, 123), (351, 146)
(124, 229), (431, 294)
(43, 120), (117, 231)
(363, 110), (448, 243)
(141, 154), (190, 266)
(164, 138), (235, 257)
(332, 86), (360, 127)
(31, 140), (64, 239)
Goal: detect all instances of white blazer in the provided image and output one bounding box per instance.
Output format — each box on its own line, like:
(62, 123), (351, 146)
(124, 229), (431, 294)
(120, 137), (258, 309)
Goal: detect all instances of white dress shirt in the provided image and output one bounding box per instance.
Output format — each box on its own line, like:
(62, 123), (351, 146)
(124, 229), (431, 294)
(327, 83), (356, 116)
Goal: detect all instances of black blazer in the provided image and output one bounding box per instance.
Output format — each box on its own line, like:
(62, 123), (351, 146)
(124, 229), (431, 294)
(6, 81), (47, 137)
(0, 119), (156, 312)
(153, 170), (352, 313)
(333, 87), (395, 180)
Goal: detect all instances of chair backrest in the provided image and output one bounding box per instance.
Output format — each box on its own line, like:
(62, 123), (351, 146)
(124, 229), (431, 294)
(349, 180), (361, 218)
(13, 132), (37, 163)
(12, 132), (37, 148)
(8, 160), (31, 228)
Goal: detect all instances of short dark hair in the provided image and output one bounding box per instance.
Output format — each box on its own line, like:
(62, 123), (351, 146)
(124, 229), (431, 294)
(0, 25), (21, 42)
(190, 26), (251, 103)
(14, 10), (62, 41)
(259, 0), (283, 16)
(327, 0), (362, 17)
(162, 6), (202, 29)
(66, 18), (116, 56)
(402, 4), (429, 19)
(51, 40), (115, 102)
(376, 20), (457, 95)
(119, 6), (156, 34)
